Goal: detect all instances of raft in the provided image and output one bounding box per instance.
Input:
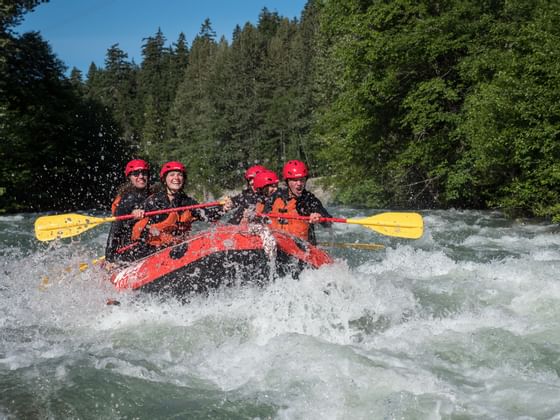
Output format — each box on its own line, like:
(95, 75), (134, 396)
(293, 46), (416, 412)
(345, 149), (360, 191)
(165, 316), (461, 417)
(110, 224), (333, 297)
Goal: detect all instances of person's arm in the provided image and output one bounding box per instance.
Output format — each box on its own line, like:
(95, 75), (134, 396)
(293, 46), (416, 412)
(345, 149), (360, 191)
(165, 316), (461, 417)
(115, 193), (145, 218)
(298, 191), (332, 226)
(106, 193), (141, 261)
(226, 191), (257, 224)
(185, 196), (219, 222)
(130, 194), (160, 244)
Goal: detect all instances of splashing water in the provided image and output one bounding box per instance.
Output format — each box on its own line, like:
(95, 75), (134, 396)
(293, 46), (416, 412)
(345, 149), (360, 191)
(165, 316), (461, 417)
(1, 209), (560, 419)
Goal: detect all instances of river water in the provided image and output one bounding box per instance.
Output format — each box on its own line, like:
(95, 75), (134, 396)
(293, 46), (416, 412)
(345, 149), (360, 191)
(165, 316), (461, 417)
(1, 209), (559, 419)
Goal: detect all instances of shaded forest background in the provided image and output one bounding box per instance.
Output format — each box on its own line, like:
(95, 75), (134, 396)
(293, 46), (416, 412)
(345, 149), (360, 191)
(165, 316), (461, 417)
(1, 0), (559, 221)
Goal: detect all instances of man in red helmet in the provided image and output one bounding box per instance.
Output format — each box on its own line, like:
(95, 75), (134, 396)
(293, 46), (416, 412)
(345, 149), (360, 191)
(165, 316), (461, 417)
(105, 159), (152, 262)
(222, 164), (268, 224)
(130, 161), (220, 258)
(264, 160), (331, 244)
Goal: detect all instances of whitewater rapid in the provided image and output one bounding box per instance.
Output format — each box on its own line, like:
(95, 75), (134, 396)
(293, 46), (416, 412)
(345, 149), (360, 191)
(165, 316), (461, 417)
(1, 209), (559, 418)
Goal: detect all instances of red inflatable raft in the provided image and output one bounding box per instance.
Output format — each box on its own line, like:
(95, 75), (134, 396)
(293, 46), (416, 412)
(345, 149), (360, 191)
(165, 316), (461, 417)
(110, 224), (333, 297)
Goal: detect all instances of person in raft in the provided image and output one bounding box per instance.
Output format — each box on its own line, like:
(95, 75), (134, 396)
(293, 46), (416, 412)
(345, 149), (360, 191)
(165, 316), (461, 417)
(105, 159), (153, 263)
(130, 161), (220, 258)
(261, 160), (332, 245)
(225, 169), (281, 225)
(252, 169), (280, 214)
(222, 164), (268, 224)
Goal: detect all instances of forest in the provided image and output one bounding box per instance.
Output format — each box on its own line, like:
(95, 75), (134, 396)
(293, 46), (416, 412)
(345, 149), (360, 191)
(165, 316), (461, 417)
(1, 0), (559, 221)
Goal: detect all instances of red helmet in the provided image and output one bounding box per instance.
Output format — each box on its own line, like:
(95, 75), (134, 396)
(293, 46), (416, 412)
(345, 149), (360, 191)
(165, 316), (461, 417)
(244, 165), (267, 181)
(253, 170), (279, 189)
(283, 160), (308, 180)
(125, 159), (149, 177)
(160, 161), (186, 180)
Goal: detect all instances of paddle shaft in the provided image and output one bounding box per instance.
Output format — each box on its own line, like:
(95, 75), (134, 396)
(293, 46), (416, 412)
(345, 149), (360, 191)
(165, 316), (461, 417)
(263, 212), (421, 228)
(260, 211), (424, 239)
(115, 200), (224, 221)
(261, 212), (333, 223)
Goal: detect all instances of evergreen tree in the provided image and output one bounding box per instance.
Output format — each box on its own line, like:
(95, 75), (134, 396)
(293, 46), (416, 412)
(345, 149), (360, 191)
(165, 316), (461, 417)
(173, 32), (189, 71)
(295, 0), (322, 171)
(0, 30), (125, 211)
(227, 22), (268, 172)
(0, 0), (47, 34)
(98, 44), (140, 146)
(258, 17), (304, 169)
(171, 19), (220, 197)
(4, 0), (558, 221)
(69, 67), (82, 87)
(139, 28), (173, 159)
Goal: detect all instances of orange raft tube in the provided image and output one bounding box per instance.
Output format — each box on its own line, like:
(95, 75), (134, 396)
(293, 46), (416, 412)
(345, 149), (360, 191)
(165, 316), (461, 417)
(110, 224), (333, 296)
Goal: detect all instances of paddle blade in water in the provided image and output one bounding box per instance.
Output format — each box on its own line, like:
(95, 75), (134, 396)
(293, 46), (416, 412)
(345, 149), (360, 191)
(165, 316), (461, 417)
(34, 214), (114, 241)
(347, 212), (424, 239)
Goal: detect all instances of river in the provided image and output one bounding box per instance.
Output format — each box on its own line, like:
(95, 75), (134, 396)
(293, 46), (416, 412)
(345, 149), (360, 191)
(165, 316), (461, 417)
(1, 209), (559, 419)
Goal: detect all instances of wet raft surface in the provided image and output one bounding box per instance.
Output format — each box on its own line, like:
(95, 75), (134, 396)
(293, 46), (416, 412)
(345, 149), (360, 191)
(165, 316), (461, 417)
(110, 224), (333, 297)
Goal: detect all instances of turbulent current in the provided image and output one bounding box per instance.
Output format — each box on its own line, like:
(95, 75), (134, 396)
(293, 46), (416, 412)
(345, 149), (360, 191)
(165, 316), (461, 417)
(1, 209), (560, 419)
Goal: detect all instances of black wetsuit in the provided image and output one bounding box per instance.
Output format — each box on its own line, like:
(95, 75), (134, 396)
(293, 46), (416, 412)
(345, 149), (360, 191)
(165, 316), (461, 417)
(227, 188), (259, 225)
(105, 189), (148, 262)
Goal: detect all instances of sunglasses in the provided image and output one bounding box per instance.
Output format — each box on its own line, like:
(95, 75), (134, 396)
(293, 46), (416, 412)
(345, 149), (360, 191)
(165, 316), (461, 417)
(130, 170), (148, 177)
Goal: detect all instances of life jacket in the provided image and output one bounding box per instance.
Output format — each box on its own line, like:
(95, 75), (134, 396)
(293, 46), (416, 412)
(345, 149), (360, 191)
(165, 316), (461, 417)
(132, 210), (195, 247)
(255, 201), (265, 215)
(268, 195), (309, 240)
(111, 195), (122, 216)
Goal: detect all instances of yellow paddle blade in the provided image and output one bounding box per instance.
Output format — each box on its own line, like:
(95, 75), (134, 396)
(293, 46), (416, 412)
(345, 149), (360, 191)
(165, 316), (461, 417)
(34, 214), (116, 242)
(346, 212), (424, 239)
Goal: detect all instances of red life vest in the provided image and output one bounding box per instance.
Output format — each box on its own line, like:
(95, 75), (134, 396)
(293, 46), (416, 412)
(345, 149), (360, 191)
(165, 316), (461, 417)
(268, 196), (309, 240)
(132, 210), (194, 247)
(111, 195), (122, 216)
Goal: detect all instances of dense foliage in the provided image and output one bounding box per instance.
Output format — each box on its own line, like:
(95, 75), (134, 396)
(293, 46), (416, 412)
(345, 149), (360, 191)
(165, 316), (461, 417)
(316, 0), (560, 219)
(1, 0), (559, 220)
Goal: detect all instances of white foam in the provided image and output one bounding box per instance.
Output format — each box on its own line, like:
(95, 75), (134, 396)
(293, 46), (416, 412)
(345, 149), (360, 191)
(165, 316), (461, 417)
(3, 210), (560, 418)
(0, 214), (25, 222)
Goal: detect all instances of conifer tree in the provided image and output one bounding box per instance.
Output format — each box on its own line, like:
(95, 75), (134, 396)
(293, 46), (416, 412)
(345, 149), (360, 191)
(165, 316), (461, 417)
(1, 29), (125, 211)
(139, 29), (174, 159)
(173, 32), (189, 71)
(100, 44), (140, 146)
(171, 19), (219, 197)
(227, 22), (267, 172)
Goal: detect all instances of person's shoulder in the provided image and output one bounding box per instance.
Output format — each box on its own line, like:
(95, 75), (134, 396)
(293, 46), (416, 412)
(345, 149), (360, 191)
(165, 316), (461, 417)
(300, 189), (326, 208)
(151, 190), (166, 199)
(242, 188), (256, 199)
(150, 183), (164, 194)
(122, 188), (147, 200)
(145, 190), (165, 204)
(180, 193), (199, 205)
(302, 189), (320, 200)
